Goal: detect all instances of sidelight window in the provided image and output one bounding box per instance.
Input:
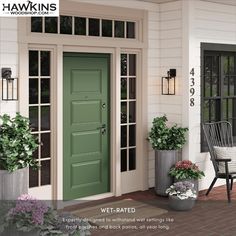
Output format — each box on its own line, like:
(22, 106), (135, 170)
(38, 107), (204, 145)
(120, 53), (137, 172)
(28, 50), (51, 187)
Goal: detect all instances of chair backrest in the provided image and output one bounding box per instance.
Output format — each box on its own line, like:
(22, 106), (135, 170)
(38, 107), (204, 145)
(202, 121), (233, 174)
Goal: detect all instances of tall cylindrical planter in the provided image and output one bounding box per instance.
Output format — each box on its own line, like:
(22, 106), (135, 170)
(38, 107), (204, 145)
(0, 167), (29, 200)
(155, 150), (179, 196)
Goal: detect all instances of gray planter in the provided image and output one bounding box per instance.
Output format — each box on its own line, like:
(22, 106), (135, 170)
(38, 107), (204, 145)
(155, 150), (179, 196)
(0, 167), (29, 200)
(169, 195), (196, 211)
(174, 178), (199, 196)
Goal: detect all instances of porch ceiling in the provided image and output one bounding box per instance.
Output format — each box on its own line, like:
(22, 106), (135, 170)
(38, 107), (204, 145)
(139, 0), (236, 6)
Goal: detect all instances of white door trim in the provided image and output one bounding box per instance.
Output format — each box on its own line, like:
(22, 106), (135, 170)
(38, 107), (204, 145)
(18, 1), (149, 204)
(19, 44), (57, 200)
(19, 43), (148, 204)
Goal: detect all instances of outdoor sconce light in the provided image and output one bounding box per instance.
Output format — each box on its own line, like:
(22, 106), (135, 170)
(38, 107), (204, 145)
(162, 69), (176, 95)
(1, 68), (18, 101)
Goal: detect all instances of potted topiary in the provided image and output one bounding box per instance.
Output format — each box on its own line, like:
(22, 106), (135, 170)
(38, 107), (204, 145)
(169, 160), (205, 194)
(0, 113), (39, 200)
(166, 181), (197, 211)
(148, 115), (188, 196)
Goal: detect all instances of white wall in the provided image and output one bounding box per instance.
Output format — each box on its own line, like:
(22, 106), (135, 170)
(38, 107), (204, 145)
(0, 17), (18, 116)
(148, 0), (236, 190)
(185, 0), (236, 190)
(148, 0), (183, 187)
(147, 5), (160, 188)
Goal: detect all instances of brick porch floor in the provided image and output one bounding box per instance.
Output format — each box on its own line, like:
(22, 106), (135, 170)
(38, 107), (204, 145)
(66, 185), (236, 236)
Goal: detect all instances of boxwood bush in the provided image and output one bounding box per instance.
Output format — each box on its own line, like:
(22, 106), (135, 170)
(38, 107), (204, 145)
(148, 115), (188, 150)
(0, 113), (39, 172)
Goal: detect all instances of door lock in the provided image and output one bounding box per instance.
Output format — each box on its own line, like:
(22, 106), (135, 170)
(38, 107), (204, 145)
(101, 128), (106, 135)
(102, 103), (106, 109)
(97, 124), (106, 135)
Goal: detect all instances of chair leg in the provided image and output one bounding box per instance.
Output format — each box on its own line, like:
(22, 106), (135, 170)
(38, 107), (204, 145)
(230, 178), (233, 190)
(226, 175), (231, 203)
(206, 177), (217, 196)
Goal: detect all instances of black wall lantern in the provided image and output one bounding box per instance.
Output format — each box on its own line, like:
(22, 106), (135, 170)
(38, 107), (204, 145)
(162, 69), (176, 95)
(1, 68), (18, 101)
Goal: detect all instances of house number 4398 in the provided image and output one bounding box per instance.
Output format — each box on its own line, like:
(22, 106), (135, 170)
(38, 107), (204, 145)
(190, 68), (195, 107)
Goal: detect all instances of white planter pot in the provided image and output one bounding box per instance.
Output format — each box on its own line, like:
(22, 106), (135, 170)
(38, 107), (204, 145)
(0, 167), (29, 200)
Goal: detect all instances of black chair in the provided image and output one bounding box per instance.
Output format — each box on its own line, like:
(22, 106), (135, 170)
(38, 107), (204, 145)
(202, 121), (236, 202)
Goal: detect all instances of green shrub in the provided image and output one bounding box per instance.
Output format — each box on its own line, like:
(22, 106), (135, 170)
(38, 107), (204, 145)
(0, 113), (39, 172)
(148, 115), (188, 150)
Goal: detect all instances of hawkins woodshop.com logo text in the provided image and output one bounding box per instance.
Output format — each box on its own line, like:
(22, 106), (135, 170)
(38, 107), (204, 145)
(0, 0), (59, 16)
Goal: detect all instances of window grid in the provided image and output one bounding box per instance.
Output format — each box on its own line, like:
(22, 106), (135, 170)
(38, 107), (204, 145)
(29, 50), (51, 187)
(72, 16), (75, 35)
(202, 51), (236, 151)
(31, 16), (136, 39)
(120, 53), (137, 172)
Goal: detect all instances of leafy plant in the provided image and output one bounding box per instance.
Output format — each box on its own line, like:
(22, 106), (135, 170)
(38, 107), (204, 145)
(0, 113), (39, 172)
(166, 181), (197, 200)
(148, 115), (188, 150)
(169, 160), (205, 180)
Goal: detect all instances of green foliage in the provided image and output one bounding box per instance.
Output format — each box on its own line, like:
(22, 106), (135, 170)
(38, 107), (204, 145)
(0, 113), (39, 172)
(169, 160), (205, 180)
(169, 168), (205, 180)
(148, 115), (188, 150)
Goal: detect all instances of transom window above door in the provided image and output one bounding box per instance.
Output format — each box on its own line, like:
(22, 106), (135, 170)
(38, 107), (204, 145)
(31, 16), (136, 39)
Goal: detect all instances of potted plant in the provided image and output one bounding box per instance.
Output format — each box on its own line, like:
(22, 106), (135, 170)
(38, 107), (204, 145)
(169, 160), (205, 194)
(0, 194), (91, 236)
(166, 181), (197, 211)
(1, 194), (53, 236)
(0, 113), (39, 200)
(148, 115), (188, 196)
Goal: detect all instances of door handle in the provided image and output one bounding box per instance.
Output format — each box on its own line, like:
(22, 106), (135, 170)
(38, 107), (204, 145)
(97, 124), (106, 135)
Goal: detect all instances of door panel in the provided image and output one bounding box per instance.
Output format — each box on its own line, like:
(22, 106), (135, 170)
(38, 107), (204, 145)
(71, 70), (102, 93)
(71, 101), (101, 124)
(63, 53), (110, 200)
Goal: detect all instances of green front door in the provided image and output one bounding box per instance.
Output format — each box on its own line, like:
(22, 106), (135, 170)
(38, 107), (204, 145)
(63, 53), (110, 200)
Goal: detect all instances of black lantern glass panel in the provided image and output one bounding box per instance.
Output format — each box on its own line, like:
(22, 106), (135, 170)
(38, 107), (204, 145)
(1, 68), (18, 100)
(162, 69), (176, 95)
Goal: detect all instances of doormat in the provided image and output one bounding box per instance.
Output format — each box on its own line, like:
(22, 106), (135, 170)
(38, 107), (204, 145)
(72, 199), (168, 226)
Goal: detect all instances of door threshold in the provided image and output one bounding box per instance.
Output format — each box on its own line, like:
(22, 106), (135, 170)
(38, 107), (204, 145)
(57, 192), (114, 209)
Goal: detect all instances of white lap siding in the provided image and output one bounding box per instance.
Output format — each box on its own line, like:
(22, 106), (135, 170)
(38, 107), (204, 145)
(186, 0), (236, 190)
(148, 1), (183, 187)
(0, 17), (18, 116)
